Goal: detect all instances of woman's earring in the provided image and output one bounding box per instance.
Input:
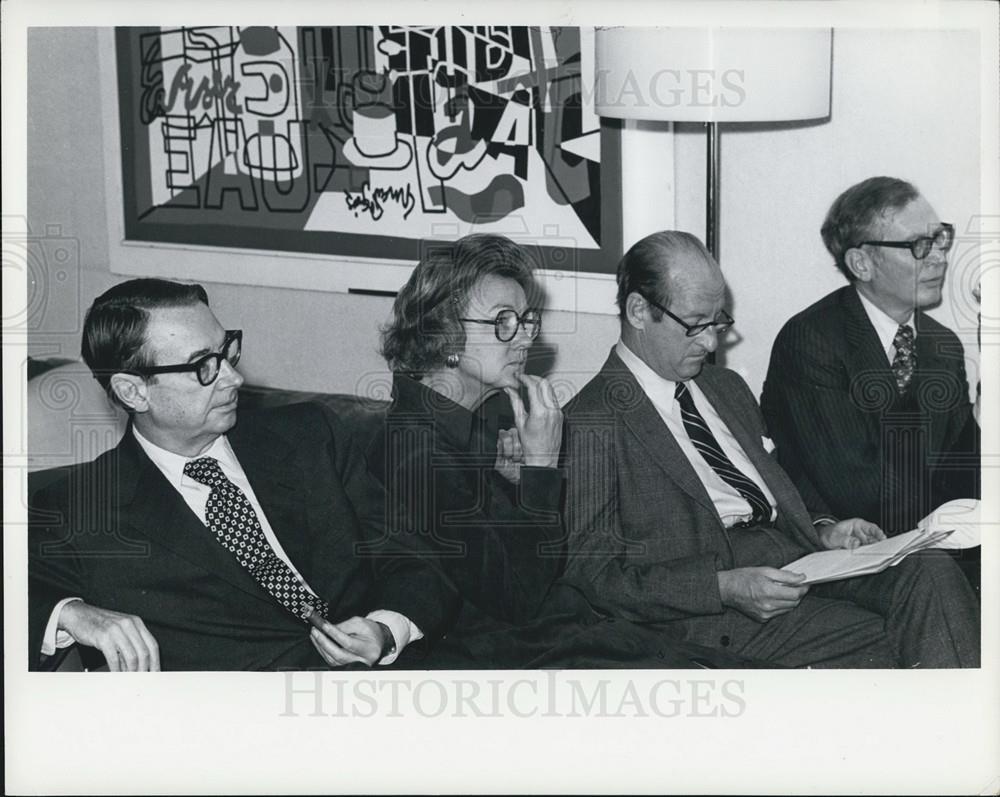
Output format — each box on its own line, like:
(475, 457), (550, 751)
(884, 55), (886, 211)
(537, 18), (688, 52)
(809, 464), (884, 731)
(445, 353), (460, 368)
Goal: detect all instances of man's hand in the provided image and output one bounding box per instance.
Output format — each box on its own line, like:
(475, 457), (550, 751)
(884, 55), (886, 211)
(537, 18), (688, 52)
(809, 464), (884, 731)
(58, 601), (161, 671)
(504, 374), (563, 469)
(818, 518), (885, 550)
(717, 567), (809, 622)
(309, 615), (390, 667)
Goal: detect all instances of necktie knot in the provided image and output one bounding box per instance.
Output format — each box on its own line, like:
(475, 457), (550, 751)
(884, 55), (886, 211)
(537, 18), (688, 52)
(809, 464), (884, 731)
(183, 456), (227, 488)
(894, 324), (915, 351)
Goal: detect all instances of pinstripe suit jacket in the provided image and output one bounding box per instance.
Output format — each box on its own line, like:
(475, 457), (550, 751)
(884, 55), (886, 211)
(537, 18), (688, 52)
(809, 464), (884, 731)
(761, 286), (978, 534)
(559, 351), (824, 636)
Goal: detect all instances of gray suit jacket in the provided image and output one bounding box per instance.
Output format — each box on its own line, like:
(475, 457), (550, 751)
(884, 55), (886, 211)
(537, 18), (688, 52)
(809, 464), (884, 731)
(560, 350), (824, 631)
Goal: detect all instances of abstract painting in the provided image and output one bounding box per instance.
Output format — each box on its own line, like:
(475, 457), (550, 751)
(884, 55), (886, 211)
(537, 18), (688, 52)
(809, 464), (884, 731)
(115, 26), (622, 274)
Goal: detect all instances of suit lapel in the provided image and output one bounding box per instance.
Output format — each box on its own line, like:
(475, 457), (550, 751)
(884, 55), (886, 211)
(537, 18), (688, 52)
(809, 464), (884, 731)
(599, 352), (718, 515)
(913, 310), (960, 451)
(841, 286), (896, 385)
(228, 416), (319, 588)
(115, 432), (276, 605)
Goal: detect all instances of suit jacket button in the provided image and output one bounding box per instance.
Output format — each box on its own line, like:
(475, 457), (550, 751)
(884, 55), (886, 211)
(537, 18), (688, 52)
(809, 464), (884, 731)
(720, 635), (731, 647)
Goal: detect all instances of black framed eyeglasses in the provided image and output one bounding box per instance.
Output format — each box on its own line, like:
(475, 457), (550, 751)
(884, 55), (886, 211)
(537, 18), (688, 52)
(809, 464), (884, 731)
(641, 294), (734, 337)
(459, 309), (542, 342)
(132, 329), (242, 386)
(857, 222), (954, 260)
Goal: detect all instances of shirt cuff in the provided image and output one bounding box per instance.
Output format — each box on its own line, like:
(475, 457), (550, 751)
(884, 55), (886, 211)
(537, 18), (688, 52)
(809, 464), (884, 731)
(41, 597), (83, 656)
(366, 609), (422, 666)
(812, 515), (838, 526)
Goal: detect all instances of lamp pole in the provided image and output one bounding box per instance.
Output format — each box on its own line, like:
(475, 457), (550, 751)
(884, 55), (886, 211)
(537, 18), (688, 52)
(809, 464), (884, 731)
(706, 121), (721, 260)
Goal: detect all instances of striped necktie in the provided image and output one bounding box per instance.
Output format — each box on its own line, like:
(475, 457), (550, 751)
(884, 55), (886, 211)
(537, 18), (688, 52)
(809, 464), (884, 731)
(674, 382), (772, 524)
(891, 324), (916, 394)
(183, 456), (328, 622)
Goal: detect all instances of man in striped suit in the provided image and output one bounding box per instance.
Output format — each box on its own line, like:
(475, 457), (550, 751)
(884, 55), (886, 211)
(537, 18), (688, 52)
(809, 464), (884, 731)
(559, 231), (979, 668)
(761, 177), (980, 587)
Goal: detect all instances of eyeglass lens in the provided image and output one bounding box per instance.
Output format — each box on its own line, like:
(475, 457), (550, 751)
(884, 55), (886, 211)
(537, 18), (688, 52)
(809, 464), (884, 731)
(197, 334), (242, 385)
(913, 226), (954, 258)
(496, 310), (541, 342)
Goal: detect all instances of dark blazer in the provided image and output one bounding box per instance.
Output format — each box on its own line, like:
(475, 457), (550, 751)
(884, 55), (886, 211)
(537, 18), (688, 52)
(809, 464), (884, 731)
(28, 403), (453, 671)
(366, 374), (767, 669)
(761, 285), (979, 534)
(365, 375), (567, 664)
(560, 351), (824, 639)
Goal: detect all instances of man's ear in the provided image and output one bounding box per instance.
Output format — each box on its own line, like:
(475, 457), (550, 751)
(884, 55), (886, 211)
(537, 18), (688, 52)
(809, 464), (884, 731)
(624, 292), (649, 330)
(109, 372), (149, 413)
(845, 247), (873, 282)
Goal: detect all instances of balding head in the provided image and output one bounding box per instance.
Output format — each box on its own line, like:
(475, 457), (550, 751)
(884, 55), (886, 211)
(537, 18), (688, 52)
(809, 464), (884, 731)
(616, 231), (724, 321)
(616, 231), (728, 382)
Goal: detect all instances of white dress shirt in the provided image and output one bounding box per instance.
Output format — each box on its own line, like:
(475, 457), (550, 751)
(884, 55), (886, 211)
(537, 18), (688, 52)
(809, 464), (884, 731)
(616, 340), (777, 528)
(856, 287), (916, 363)
(43, 427), (420, 665)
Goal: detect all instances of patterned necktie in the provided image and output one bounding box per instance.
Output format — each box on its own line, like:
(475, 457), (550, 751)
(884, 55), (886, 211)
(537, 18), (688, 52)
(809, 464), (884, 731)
(183, 456), (328, 622)
(891, 324), (916, 394)
(674, 382), (772, 524)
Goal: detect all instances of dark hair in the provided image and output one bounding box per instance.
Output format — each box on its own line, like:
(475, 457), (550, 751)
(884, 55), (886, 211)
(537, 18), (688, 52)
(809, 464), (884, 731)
(615, 230), (713, 320)
(81, 278), (210, 407)
(821, 176), (921, 280)
(381, 234), (538, 376)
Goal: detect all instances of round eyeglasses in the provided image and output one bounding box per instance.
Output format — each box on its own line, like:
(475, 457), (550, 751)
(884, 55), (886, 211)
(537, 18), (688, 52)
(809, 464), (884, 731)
(857, 222), (954, 260)
(459, 309), (542, 342)
(132, 330), (242, 386)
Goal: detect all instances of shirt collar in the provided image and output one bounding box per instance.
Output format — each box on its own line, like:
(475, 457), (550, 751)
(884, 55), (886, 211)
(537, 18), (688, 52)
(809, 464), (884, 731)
(132, 426), (236, 488)
(855, 286), (916, 355)
(391, 372), (475, 451)
(615, 339), (681, 406)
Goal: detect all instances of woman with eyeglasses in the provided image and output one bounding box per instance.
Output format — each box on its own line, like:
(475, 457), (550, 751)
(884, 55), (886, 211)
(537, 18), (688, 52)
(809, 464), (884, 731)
(370, 234), (566, 664)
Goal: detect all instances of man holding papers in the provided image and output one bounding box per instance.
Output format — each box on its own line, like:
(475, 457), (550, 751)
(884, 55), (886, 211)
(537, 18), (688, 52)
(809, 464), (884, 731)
(560, 232), (979, 668)
(761, 178), (980, 589)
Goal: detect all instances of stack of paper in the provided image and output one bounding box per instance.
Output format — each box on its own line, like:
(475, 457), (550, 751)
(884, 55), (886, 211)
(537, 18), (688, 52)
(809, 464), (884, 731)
(785, 527), (955, 585)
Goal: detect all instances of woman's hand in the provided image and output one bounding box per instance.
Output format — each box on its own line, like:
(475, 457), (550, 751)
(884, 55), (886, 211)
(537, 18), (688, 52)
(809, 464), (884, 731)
(504, 374), (563, 469)
(494, 427), (524, 483)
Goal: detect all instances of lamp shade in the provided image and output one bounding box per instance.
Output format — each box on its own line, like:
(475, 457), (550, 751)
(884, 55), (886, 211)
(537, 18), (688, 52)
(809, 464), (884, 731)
(595, 27), (832, 122)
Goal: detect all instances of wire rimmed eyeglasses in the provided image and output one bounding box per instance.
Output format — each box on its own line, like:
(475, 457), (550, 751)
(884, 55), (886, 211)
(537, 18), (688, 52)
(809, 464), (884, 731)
(640, 294), (735, 338)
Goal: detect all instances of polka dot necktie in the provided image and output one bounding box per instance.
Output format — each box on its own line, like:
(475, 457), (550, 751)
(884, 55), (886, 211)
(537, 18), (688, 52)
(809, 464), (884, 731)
(891, 324), (916, 395)
(183, 456), (328, 622)
(675, 382), (772, 525)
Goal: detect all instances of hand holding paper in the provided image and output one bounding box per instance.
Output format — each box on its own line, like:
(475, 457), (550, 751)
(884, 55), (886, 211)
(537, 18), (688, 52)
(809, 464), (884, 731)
(784, 499), (979, 585)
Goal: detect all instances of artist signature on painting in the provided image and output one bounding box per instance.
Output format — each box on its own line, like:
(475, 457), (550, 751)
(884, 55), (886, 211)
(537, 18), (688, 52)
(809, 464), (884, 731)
(344, 182), (416, 221)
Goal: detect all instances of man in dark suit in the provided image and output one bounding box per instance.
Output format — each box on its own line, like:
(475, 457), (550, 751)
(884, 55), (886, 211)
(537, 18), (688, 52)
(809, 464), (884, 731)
(561, 231), (979, 668)
(761, 177), (979, 537)
(29, 278), (452, 671)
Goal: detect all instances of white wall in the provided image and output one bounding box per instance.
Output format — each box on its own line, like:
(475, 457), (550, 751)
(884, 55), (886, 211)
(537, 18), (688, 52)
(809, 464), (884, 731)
(672, 28), (982, 397)
(28, 27), (983, 403)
